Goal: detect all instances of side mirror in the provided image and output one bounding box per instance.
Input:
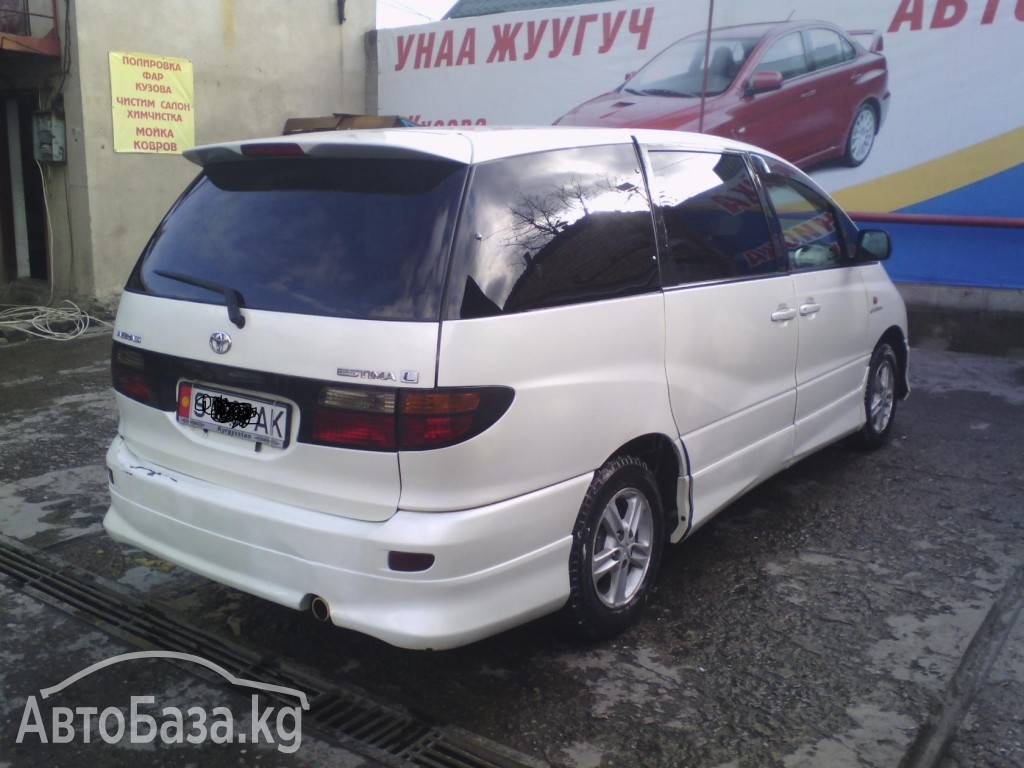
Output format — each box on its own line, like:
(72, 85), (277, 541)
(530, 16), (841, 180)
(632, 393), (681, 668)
(745, 71), (783, 97)
(857, 229), (891, 261)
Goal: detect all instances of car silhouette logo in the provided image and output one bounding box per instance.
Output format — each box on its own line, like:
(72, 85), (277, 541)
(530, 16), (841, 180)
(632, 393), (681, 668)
(209, 331), (232, 354)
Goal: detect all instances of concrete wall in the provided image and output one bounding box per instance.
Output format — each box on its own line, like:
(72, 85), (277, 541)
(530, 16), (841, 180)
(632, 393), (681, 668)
(58, 0), (373, 304)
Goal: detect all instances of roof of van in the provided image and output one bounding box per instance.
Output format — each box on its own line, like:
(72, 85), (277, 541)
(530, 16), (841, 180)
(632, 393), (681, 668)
(184, 126), (770, 168)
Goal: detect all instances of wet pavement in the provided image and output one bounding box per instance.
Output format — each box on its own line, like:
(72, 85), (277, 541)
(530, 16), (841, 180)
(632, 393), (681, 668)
(0, 331), (1022, 767)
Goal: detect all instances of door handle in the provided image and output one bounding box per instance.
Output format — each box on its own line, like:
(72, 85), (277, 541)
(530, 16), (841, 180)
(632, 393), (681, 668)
(799, 302), (822, 316)
(800, 89), (817, 99)
(771, 307), (798, 322)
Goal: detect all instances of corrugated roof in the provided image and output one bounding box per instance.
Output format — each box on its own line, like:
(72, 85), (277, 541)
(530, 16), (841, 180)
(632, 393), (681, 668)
(445, 0), (617, 19)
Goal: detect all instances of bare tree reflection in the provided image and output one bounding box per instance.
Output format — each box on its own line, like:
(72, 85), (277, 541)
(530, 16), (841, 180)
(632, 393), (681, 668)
(496, 175), (655, 313)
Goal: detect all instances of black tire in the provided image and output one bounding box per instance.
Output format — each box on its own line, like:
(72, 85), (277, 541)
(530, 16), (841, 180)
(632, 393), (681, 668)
(844, 103), (877, 167)
(565, 456), (665, 640)
(855, 342), (899, 449)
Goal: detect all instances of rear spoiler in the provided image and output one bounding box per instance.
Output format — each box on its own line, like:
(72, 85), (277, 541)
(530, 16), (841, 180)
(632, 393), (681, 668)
(282, 114), (419, 135)
(848, 29), (884, 53)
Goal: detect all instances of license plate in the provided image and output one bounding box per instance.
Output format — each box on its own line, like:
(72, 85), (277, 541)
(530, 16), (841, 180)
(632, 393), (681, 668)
(177, 382), (291, 449)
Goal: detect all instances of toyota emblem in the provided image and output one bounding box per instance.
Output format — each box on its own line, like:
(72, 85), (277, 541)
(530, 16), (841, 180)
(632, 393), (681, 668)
(209, 331), (232, 354)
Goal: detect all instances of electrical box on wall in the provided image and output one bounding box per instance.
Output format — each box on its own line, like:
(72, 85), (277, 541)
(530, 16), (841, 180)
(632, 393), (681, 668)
(33, 111), (66, 162)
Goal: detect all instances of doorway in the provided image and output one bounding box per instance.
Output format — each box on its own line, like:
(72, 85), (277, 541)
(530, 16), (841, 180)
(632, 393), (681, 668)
(0, 93), (48, 284)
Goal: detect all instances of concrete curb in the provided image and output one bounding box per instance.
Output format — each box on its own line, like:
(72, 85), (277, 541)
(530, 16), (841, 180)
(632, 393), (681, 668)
(899, 283), (1024, 358)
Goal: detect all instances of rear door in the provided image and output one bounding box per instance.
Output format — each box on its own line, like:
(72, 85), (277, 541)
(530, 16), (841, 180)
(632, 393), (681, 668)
(116, 152), (468, 522)
(740, 31), (819, 164)
(646, 149), (797, 527)
(801, 27), (868, 158)
(113, 298), (439, 522)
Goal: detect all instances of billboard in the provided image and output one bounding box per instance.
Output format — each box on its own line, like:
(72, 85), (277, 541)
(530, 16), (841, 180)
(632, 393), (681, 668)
(377, 0), (1023, 222)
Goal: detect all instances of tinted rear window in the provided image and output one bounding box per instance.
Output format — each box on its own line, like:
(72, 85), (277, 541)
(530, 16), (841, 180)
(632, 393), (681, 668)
(444, 144), (658, 319)
(129, 157), (468, 321)
(647, 150), (780, 285)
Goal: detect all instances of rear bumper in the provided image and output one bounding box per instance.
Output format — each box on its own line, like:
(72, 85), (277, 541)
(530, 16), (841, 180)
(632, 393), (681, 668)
(104, 437), (589, 649)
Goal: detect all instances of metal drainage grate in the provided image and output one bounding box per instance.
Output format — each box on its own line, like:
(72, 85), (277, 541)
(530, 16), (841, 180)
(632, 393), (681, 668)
(0, 535), (546, 768)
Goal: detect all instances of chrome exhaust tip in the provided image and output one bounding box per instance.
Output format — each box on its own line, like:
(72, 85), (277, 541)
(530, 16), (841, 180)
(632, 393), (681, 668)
(310, 595), (331, 623)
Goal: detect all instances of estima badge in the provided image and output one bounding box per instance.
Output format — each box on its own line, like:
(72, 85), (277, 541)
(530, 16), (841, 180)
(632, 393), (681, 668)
(336, 368), (419, 383)
(209, 331), (232, 355)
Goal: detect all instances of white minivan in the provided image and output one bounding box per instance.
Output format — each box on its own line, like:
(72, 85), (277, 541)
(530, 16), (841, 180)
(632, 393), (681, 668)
(105, 127), (909, 650)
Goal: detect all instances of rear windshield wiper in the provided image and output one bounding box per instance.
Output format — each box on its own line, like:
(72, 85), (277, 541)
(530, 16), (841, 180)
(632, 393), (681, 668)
(153, 270), (247, 329)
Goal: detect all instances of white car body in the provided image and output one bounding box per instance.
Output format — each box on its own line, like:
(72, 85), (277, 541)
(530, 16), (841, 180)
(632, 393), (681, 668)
(105, 127), (908, 649)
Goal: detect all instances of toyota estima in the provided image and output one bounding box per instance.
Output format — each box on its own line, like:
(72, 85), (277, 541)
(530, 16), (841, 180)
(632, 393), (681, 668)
(105, 126), (909, 649)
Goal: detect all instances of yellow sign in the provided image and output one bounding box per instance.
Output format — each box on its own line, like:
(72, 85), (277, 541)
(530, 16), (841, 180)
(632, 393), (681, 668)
(110, 51), (194, 154)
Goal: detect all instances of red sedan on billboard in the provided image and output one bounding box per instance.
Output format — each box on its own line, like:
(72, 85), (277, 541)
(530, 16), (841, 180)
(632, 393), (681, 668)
(555, 21), (890, 169)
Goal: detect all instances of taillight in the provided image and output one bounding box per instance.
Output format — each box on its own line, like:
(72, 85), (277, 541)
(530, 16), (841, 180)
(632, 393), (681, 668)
(312, 409), (397, 450)
(310, 388), (396, 449)
(400, 390), (482, 449)
(305, 386), (513, 451)
(111, 343), (156, 405)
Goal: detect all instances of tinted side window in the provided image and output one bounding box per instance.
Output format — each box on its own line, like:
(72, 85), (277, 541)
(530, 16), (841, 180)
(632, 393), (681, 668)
(756, 32), (809, 80)
(647, 151), (780, 287)
(763, 177), (847, 270)
(446, 145), (657, 319)
(807, 28), (855, 70)
(131, 158), (467, 321)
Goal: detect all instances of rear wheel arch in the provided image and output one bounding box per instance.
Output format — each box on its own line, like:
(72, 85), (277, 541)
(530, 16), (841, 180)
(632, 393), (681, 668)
(609, 433), (686, 540)
(860, 97), (883, 125)
(844, 101), (879, 166)
(565, 454), (666, 639)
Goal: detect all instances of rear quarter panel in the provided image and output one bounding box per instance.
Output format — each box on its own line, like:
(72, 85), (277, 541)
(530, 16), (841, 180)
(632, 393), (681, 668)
(397, 294), (676, 512)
